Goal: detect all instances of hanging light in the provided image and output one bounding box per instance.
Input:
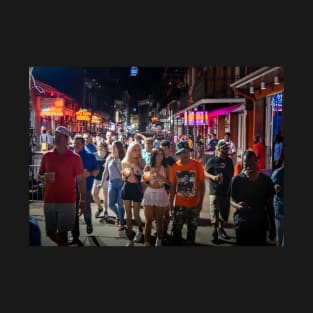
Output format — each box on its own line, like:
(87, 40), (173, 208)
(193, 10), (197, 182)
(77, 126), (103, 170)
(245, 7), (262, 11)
(249, 86), (254, 94)
(260, 81), (266, 89)
(274, 75), (280, 85)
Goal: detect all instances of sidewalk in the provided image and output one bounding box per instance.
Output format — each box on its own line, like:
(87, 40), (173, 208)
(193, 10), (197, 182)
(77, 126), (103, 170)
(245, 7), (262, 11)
(29, 199), (237, 247)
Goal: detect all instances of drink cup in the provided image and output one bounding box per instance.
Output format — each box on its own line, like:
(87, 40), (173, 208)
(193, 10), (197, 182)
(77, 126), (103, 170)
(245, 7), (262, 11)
(123, 167), (131, 178)
(46, 172), (55, 182)
(143, 171), (150, 182)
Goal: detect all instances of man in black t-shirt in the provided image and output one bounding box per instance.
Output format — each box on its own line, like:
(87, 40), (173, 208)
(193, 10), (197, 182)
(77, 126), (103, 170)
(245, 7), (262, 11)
(229, 150), (276, 246)
(205, 141), (234, 243)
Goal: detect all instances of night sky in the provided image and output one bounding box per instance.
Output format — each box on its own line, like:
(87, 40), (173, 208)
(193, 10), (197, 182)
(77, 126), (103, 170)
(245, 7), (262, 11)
(32, 67), (86, 104)
(31, 66), (167, 107)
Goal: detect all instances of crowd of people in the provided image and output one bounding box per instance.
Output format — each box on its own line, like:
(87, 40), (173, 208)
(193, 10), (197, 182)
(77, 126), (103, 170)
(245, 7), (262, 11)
(32, 126), (284, 247)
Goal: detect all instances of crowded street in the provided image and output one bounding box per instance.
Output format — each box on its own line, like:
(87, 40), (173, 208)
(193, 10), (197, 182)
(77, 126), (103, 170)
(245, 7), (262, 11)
(29, 66), (284, 247)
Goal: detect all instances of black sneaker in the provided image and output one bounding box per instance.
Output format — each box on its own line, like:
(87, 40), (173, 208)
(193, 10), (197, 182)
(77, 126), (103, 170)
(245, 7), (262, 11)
(95, 207), (104, 218)
(86, 224), (93, 234)
(218, 228), (230, 240)
(211, 229), (218, 243)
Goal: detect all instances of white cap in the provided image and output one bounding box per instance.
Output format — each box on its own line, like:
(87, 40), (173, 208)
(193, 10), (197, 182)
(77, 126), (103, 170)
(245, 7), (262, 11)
(55, 126), (69, 137)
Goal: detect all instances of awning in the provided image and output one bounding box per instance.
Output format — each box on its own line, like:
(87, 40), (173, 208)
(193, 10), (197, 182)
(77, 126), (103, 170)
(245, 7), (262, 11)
(229, 66), (283, 91)
(206, 103), (245, 117)
(174, 98), (246, 118)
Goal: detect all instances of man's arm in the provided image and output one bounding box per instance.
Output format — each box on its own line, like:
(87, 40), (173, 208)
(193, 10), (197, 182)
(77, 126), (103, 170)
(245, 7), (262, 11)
(204, 159), (219, 182)
(230, 197), (250, 211)
(76, 173), (87, 214)
(136, 132), (147, 141)
(205, 170), (219, 182)
(229, 178), (250, 211)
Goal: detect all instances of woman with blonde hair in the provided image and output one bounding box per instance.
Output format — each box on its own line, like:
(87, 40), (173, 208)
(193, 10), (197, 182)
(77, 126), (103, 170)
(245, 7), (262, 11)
(121, 143), (146, 246)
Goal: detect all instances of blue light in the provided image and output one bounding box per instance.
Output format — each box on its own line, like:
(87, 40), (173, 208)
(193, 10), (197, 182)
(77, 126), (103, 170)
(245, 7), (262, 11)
(130, 66), (139, 76)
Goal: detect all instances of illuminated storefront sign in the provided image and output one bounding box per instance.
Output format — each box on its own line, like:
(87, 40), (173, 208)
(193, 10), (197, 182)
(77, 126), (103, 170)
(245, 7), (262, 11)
(184, 111), (209, 126)
(76, 108), (92, 121)
(91, 114), (102, 124)
(64, 108), (75, 117)
(40, 98), (65, 117)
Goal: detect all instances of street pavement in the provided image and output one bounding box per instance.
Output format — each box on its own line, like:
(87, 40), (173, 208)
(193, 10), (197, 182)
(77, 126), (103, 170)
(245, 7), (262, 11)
(29, 180), (238, 247)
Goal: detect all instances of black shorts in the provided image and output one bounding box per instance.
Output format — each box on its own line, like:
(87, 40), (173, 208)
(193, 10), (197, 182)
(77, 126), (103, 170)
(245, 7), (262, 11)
(122, 181), (143, 203)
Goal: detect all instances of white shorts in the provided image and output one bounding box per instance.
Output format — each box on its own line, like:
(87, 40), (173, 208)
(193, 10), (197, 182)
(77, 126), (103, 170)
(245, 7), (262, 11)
(142, 187), (169, 207)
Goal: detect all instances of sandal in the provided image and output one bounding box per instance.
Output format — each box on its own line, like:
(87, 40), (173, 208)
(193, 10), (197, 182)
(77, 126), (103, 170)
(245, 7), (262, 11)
(95, 207), (104, 218)
(118, 224), (126, 231)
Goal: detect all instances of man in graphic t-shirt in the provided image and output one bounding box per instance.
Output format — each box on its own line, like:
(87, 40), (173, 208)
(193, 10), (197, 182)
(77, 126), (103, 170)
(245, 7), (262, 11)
(169, 141), (205, 245)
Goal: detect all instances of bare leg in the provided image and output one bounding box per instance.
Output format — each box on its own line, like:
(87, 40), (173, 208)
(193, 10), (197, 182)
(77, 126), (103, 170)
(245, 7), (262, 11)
(133, 201), (143, 232)
(144, 205), (154, 245)
(155, 206), (165, 239)
(124, 200), (133, 236)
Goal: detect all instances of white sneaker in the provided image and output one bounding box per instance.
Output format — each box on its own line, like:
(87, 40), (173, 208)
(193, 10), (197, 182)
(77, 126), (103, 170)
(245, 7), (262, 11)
(133, 231), (143, 243)
(155, 238), (162, 247)
(126, 240), (134, 247)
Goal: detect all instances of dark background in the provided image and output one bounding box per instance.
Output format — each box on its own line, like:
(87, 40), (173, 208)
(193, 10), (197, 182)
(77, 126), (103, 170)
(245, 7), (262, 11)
(3, 1), (310, 310)
(31, 66), (168, 109)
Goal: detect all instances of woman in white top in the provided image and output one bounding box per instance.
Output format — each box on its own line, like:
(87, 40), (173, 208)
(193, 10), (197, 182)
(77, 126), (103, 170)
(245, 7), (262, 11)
(142, 148), (169, 246)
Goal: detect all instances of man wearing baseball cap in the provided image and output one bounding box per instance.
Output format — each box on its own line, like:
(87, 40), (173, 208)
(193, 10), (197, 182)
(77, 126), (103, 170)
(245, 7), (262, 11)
(168, 140), (205, 245)
(38, 126), (86, 246)
(205, 140), (234, 243)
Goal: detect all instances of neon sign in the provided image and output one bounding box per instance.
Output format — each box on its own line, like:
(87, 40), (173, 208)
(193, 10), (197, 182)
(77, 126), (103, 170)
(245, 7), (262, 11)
(40, 98), (64, 117)
(76, 108), (91, 121)
(184, 111), (209, 126)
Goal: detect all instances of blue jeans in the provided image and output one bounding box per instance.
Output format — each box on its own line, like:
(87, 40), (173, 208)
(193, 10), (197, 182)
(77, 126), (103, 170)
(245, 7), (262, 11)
(72, 191), (93, 239)
(275, 213), (284, 246)
(108, 179), (125, 224)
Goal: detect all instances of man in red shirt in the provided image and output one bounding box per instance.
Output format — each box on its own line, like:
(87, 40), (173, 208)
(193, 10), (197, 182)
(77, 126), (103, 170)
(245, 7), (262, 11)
(38, 126), (86, 246)
(252, 135), (265, 170)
